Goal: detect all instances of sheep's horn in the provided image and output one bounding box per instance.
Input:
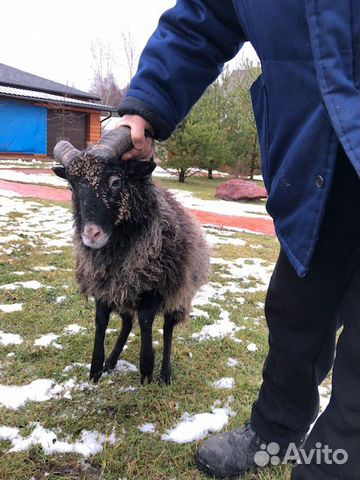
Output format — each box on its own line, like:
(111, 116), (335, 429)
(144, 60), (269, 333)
(53, 141), (80, 167)
(88, 126), (133, 159)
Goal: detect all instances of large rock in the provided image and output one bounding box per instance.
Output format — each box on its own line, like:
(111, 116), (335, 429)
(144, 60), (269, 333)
(215, 178), (268, 201)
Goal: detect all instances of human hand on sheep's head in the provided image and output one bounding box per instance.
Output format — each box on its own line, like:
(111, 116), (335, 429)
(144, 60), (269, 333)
(118, 114), (154, 160)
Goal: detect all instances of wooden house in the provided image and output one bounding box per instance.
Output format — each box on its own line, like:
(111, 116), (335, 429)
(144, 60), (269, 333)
(0, 63), (117, 159)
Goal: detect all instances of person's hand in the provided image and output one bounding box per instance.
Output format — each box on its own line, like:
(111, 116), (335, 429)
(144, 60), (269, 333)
(118, 114), (155, 160)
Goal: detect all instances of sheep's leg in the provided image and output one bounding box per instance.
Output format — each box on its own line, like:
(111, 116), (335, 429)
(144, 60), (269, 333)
(138, 294), (161, 385)
(159, 311), (177, 385)
(90, 301), (111, 383)
(104, 311), (133, 372)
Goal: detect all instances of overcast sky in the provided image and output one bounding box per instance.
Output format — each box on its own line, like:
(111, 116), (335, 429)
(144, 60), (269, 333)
(1, 0), (258, 93)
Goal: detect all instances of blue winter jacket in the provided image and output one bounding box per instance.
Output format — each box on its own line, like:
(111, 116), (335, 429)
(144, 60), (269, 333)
(118, 0), (360, 277)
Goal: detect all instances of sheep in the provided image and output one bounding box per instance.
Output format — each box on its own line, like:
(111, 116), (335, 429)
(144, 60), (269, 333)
(53, 126), (210, 385)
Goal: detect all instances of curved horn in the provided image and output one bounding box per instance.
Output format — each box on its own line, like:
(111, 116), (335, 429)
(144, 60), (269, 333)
(53, 141), (80, 167)
(88, 126), (133, 159)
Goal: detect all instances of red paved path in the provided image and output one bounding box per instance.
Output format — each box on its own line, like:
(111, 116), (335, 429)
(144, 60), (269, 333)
(0, 179), (275, 236)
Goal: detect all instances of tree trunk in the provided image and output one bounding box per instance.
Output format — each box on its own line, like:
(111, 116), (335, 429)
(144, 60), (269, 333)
(178, 169), (186, 183)
(249, 134), (258, 179)
(208, 168), (213, 179)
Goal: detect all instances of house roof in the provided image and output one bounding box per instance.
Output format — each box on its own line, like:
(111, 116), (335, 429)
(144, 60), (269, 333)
(0, 85), (117, 112)
(0, 63), (100, 101)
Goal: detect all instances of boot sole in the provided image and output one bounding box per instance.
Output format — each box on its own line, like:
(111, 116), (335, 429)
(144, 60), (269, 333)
(195, 451), (245, 480)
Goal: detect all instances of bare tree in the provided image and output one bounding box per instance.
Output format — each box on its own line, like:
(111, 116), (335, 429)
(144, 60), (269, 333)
(120, 30), (139, 86)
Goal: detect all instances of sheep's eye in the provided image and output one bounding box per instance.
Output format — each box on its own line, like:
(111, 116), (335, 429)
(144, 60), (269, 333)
(109, 176), (122, 189)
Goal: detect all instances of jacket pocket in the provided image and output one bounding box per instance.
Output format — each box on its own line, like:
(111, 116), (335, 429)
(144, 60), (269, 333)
(250, 74), (270, 190)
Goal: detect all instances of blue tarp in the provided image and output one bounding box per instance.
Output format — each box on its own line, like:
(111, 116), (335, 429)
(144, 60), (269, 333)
(0, 100), (47, 154)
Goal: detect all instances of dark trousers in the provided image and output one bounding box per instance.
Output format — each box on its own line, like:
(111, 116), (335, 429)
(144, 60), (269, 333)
(250, 148), (360, 479)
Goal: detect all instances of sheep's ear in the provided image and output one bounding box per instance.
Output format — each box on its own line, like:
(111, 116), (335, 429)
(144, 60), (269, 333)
(127, 160), (156, 178)
(52, 166), (67, 179)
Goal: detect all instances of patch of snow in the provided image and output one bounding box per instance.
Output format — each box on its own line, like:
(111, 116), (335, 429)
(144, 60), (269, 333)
(246, 343), (258, 352)
(0, 331), (23, 345)
(7, 352), (15, 357)
(212, 377), (235, 389)
(12, 271), (25, 276)
(34, 333), (62, 349)
(0, 303), (23, 313)
(0, 234), (22, 243)
(162, 398), (236, 444)
(113, 360), (137, 373)
(190, 308), (209, 319)
(55, 295), (66, 304)
(0, 193), (73, 252)
(227, 358), (239, 368)
(192, 311), (240, 341)
(33, 266), (57, 272)
(169, 189), (269, 219)
(206, 233), (246, 247)
(0, 169), (67, 187)
(63, 363), (91, 373)
(0, 377), (92, 410)
(63, 324), (87, 335)
(0, 280), (47, 291)
(138, 423), (156, 433)
(0, 423), (115, 457)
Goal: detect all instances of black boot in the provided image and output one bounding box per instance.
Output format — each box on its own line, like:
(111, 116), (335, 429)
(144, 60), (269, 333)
(195, 422), (274, 479)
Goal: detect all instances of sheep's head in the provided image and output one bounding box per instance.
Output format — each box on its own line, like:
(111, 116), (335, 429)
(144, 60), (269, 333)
(52, 127), (156, 250)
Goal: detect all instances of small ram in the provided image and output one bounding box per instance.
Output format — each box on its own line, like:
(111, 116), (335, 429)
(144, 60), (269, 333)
(53, 127), (210, 384)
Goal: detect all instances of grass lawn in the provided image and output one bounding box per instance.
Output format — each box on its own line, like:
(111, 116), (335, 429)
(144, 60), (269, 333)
(156, 176), (229, 201)
(0, 192), (295, 480)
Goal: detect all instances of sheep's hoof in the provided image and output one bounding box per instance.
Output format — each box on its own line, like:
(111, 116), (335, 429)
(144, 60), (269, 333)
(140, 373), (153, 385)
(159, 373), (172, 386)
(159, 365), (172, 385)
(90, 366), (103, 383)
(104, 358), (117, 372)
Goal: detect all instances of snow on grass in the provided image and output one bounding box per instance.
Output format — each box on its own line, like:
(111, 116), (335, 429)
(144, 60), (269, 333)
(0, 303), (23, 313)
(34, 333), (62, 349)
(63, 324), (87, 335)
(113, 360), (137, 373)
(0, 280), (48, 291)
(138, 423), (156, 434)
(246, 343), (258, 352)
(0, 377), (92, 410)
(55, 295), (66, 304)
(63, 362), (91, 373)
(0, 169), (67, 187)
(205, 232), (246, 247)
(227, 357), (239, 368)
(192, 311), (240, 341)
(216, 258), (273, 290)
(33, 265), (57, 272)
(0, 423), (116, 457)
(0, 331), (23, 346)
(162, 398), (236, 444)
(0, 193), (73, 253)
(190, 307), (209, 319)
(0, 234), (22, 243)
(192, 277), (262, 310)
(212, 377), (235, 389)
(169, 189), (268, 219)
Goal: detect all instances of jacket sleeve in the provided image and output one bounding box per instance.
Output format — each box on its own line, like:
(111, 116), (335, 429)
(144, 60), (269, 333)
(118, 0), (247, 140)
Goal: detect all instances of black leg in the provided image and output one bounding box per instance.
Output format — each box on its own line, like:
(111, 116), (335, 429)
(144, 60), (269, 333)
(104, 311), (133, 372)
(159, 311), (178, 385)
(138, 293), (161, 384)
(90, 301), (111, 383)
